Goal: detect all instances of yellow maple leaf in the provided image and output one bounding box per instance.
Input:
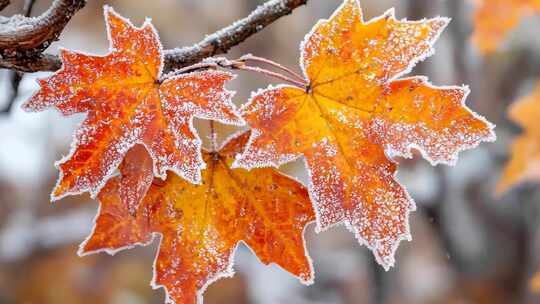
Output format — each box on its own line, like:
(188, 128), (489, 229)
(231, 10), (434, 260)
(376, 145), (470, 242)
(497, 83), (540, 195)
(80, 132), (315, 304)
(235, 0), (496, 269)
(472, 0), (540, 53)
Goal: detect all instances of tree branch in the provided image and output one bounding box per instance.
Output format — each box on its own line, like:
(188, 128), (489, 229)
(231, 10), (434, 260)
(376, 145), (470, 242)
(0, 0), (308, 73)
(22, 0), (36, 18)
(0, 0), (9, 11)
(1, 70), (22, 114)
(0, 0), (86, 58)
(163, 0), (308, 72)
(1, 0), (37, 114)
(0, 53), (61, 72)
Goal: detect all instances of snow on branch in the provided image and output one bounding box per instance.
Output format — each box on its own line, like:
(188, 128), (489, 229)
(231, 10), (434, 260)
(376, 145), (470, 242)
(0, 0), (308, 73)
(0, 0), (86, 59)
(163, 0), (308, 72)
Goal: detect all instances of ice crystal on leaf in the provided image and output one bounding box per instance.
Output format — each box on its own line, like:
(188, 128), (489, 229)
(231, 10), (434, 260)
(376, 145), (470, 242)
(497, 83), (540, 195)
(117, 144), (154, 213)
(472, 0), (540, 53)
(22, 7), (244, 201)
(80, 132), (314, 304)
(234, 0), (496, 269)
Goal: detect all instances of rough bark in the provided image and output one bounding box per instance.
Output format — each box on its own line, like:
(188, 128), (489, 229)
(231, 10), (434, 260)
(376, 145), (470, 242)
(0, 0), (308, 73)
(0, 0), (86, 58)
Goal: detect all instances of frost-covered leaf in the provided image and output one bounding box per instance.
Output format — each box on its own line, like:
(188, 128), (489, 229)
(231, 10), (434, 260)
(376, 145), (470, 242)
(235, 0), (495, 269)
(80, 131), (315, 304)
(117, 144), (154, 214)
(23, 6), (244, 201)
(472, 0), (540, 53)
(497, 83), (540, 195)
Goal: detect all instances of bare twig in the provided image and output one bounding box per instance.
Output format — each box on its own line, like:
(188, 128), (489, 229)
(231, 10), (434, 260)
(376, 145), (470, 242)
(22, 0), (36, 17)
(1, 0), (37, 114)
(0, 0), (308, 73)
(1, 71), (22, 114)
(163, 0), (308, 72)
(0, 0), (86, 58)
(0, 53), (61, 72)
(0, 0), (9, 11)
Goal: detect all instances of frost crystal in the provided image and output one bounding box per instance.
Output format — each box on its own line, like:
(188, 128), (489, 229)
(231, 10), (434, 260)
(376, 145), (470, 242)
(22, 7), (244, 201)
(236, 0), (495, 270)
(80, 132), (315, 304)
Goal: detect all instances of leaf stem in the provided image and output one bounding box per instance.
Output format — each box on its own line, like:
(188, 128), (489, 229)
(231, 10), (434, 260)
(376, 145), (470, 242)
(235, 65), (308, 88)
(239, 54), (306, 83)
(164, 56), (308, 89)
(209, 120), (218, 152)
(161, 62), (218, 81)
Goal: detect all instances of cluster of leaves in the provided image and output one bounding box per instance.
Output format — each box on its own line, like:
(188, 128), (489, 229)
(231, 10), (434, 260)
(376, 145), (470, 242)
(23, 1), (496, 303)
(485, 1), (540, 204)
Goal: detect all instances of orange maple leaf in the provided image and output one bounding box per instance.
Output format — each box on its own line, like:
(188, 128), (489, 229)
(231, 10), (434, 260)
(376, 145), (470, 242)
(117, 144), (154, 213)
(472, 0), (540, 53)
(22, 7), (244, 201)
(530, 270), (540, 293)
(80, 131), (315, 304)
(497, 83), (540, 195)
(235, 0), (496, 269)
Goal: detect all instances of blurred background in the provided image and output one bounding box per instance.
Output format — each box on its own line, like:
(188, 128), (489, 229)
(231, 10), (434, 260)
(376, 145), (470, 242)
(1, 0), (540, 303)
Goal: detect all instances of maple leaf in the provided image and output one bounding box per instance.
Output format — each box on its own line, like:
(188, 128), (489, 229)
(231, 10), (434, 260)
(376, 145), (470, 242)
(234, 0), (496, 269)
(530, 270), (540, 293)
(22, 7), (244, 201)
(497, 83), (540, 195)
(117, 144), (154, 213)
(79, 131), (315, 304)
(472, 0), (540, 53)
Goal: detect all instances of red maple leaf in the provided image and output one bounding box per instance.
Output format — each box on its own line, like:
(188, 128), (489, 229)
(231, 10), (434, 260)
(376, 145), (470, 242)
(23, 7), (244, 201)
